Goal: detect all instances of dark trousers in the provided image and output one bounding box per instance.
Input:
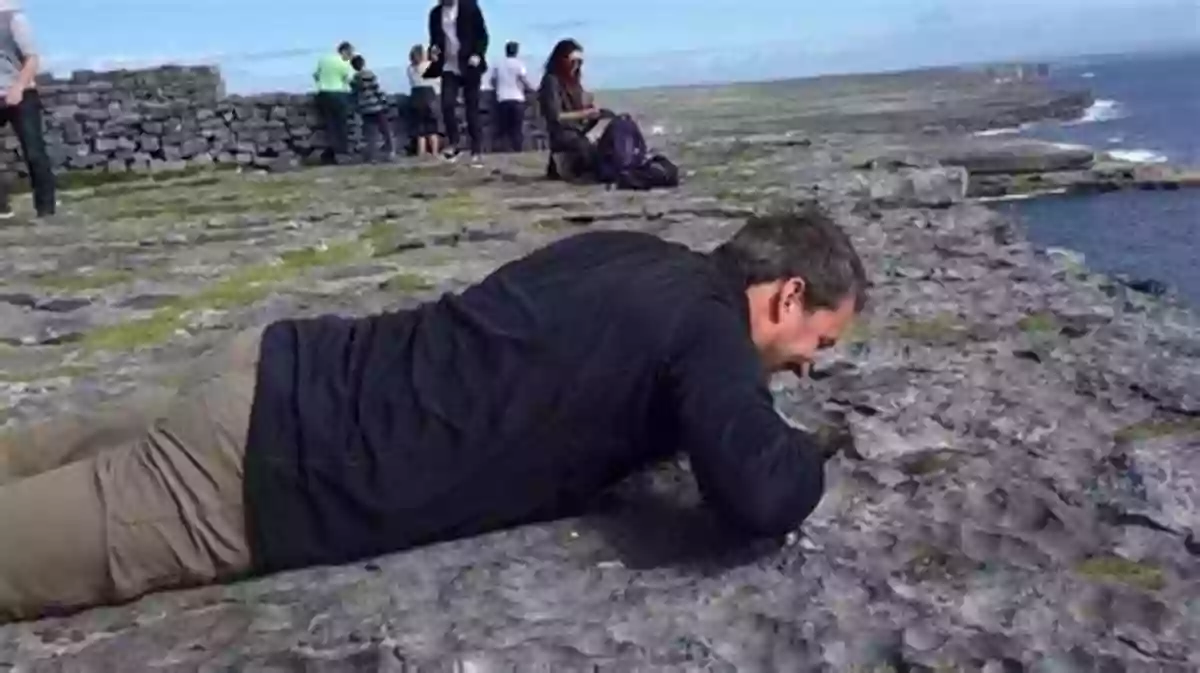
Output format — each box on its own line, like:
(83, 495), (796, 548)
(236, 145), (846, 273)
(495, 100), (525, 152)
(0, 89), (56, 217)
(360, 112), (394, 161)
(440, 70), (482, 155)
(315, 91), (351, 159)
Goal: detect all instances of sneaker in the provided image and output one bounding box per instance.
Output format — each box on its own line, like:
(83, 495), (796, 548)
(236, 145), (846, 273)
(441, 148), (461, 162)
(0, 210), (14, 220)
(469, 154), (484, 166)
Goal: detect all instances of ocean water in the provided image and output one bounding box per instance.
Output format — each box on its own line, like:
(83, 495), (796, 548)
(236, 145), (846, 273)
(988, 50), (1200, 307)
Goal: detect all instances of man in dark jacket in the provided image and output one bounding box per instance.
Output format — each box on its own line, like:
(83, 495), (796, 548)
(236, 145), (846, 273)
(0, 208), (867, 623)
(425, 0), (488, 163)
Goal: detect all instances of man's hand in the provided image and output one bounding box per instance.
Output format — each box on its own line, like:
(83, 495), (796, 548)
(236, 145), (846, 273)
(467, 54), (481, 67)
(4, 87), (23, 107)
(812, 411), (858, 461)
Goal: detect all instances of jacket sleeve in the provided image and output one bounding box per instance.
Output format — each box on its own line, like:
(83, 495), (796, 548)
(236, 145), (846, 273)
(427, 7), (439, 49)
(664, 298), (828, 537)
(472, 3), (489, 59)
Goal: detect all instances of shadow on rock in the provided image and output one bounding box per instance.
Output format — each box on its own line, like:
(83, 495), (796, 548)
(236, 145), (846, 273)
(581, 473), (790, 573)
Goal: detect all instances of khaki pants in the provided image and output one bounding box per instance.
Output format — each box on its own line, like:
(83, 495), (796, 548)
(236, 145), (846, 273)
(0, 327), (264, 623)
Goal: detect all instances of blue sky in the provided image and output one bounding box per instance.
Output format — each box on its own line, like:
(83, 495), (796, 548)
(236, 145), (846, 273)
(27, 0), (1200, 93)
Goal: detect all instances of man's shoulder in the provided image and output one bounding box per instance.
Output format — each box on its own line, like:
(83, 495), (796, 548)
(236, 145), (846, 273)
(552, 231), (719, 285)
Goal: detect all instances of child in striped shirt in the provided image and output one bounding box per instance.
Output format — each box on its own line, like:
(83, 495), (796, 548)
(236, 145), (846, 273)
(350, 54), (395, 162)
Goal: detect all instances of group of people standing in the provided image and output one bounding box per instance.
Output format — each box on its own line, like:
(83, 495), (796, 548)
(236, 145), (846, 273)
(314, 0), (610, 179)
(314, 0), (535, 166)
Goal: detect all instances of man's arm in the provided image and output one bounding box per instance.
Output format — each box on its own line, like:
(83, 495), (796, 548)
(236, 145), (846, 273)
(518, 64), (535, 94)
(664, 299), (828, 537)
(9, 14), (39, 96)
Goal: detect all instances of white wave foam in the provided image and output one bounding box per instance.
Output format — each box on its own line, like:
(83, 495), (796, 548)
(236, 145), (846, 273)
(975, 126), (1023, 137)
(1081, 72), (1095, 79)
(1069, 99), (1125, 125)
(1050, 141), (1093, 152)
(976, 188), (1069, 203)
(1106, 148), (1170, 164)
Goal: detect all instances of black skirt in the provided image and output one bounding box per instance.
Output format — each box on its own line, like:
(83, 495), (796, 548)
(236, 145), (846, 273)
(410, 87), (440, 136)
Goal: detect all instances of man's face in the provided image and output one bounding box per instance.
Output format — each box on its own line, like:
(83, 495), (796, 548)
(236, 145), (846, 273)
(748, 279), (857, 375)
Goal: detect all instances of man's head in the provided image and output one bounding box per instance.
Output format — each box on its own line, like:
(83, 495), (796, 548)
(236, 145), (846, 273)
(350, 55), (366, 72)
(505, 41), (520, 58)
(440, 0), (456, 7)
(337, 42), (354, 60)
(710, 207), (868, 375)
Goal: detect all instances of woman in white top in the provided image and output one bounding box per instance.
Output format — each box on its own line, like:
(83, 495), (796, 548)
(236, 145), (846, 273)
(407, 45), (441, 156)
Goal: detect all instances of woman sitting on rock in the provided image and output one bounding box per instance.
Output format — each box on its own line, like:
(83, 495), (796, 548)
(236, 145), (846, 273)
(538, 38), (609, 181)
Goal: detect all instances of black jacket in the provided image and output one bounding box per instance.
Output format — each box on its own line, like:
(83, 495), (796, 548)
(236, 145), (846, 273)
(242, 230), (829, 574)
(425, 0), (489, 79)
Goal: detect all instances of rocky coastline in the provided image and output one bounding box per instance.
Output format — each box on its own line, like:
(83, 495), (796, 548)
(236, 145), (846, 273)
(1, 67), (1198, 671)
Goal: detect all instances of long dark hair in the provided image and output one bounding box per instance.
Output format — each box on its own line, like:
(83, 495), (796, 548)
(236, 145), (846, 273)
(544, 38), (583, 85)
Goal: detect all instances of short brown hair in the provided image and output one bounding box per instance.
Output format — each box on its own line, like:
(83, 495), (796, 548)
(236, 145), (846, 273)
(409, 44), (425, 65)
(710, 205), (868, 312)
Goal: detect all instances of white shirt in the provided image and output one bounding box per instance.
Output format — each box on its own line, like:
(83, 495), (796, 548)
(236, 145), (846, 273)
(491, 57), (528, 102)
(407, 61), (438, 93)
(440, 3), (460, 75)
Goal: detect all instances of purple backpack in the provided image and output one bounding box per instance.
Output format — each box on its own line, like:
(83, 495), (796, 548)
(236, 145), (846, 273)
(595, 114), (647, 184)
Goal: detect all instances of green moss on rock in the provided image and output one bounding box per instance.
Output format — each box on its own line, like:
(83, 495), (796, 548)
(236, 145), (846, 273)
(380, 272), (433, 293)
(1017, 311), (1060, 333)
(1076, 555), (1165, 591)
(82, 242), (368, 352)
(1114, 418), (1200, 443)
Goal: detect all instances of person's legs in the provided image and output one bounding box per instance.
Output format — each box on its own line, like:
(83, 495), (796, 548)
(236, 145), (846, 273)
(0, 107), (15, 217)
(494, 101), (513, 152)
(440, 73), (462, 156)
(12, 90), (56, 217)
(0, 390), (172, 486)
(0, 327), (263, 623)
(377, 113), (395, 157)
(331, 93), (352, 157)
(315, 93), (336, 162)
(511, 102), (525, 152)
(361, 112), (380, 162)
(461, 71), (483, 157)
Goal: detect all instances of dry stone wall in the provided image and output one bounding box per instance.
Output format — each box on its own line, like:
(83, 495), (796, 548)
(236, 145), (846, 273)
(9, 65), (548, 175)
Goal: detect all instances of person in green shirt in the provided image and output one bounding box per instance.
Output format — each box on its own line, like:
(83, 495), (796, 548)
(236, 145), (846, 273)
(313, 41), (355, 163)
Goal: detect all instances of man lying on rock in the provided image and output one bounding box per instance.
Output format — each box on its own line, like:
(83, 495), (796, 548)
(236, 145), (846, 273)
(0, 208), (866, 623)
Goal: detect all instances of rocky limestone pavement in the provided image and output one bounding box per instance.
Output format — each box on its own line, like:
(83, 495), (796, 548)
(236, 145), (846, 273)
(1, 76), (1199, 672)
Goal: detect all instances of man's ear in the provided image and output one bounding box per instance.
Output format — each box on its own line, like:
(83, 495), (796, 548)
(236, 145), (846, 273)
(780, 277), (806, 313)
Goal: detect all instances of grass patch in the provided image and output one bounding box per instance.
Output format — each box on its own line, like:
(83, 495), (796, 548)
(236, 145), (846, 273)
(379, 272), (433, 293)
(1076, 555), (1165, 591)
(1114, 417), (1200, 443)
(83, 311), (190, 352)
(32, 269), (134, 292)
(1017, 311), (1060, 333)
(427, 193), (484, 223)
(88, 174), (225, 200)
(27, 165), (234, 195)
(110, 194), (296, 220)
(891, 313), (966, 343)
(82, 241), (366, 351)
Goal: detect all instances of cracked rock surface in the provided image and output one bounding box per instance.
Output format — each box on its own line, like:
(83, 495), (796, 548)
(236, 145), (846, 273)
(1, 71), (1199, 672)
